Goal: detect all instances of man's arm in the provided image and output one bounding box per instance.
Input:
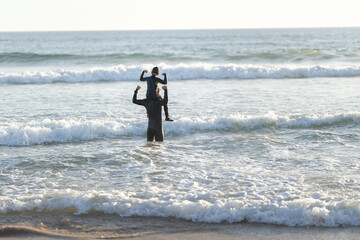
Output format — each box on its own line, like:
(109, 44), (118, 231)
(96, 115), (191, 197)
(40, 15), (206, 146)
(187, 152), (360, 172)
(132, 86), (146, 105)
(156, 73), (167, 85)
(158, 86), (168, 106)
(140, 70), (148, 81)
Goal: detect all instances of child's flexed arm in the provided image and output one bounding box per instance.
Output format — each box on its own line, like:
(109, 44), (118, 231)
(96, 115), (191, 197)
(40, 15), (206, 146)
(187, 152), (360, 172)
(140, 70), (148, 81)
(157, 73), (167, 85)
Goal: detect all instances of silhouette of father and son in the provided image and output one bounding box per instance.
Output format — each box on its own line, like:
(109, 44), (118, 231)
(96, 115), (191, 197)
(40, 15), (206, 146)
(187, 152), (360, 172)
(133, 67), (173, 142)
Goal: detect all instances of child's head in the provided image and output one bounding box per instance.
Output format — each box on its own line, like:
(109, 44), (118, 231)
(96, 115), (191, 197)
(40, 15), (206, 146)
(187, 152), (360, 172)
(151, 67), (159, 76)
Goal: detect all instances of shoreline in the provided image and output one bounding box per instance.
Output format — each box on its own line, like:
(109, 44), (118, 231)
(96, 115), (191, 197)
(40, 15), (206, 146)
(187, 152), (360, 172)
(1, 213), (360, 240)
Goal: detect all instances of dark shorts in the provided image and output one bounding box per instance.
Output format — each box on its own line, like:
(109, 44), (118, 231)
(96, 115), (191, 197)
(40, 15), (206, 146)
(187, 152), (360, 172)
(147, 128), (164, 142)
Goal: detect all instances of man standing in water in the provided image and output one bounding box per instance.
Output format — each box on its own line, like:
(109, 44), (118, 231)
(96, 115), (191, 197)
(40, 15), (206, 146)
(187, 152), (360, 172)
(132, 85), (168, 142)
(140, 67), (173, 121)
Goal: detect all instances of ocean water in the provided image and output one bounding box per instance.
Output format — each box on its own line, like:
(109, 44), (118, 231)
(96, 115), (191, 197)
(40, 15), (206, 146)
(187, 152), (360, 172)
(1, 28), (360, 233)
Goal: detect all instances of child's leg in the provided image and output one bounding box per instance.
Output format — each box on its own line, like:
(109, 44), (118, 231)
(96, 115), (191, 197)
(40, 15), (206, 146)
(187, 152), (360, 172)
(164, 104), (170, 119)
(164, 105), (174, 121)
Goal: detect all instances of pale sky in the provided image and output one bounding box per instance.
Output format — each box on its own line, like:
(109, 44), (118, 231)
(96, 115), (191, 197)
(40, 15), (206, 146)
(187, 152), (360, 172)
(0, 0), (359, 31)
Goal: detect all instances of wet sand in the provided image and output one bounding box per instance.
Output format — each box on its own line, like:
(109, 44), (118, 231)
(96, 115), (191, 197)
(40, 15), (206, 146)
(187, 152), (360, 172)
(1, 212), (360, 239)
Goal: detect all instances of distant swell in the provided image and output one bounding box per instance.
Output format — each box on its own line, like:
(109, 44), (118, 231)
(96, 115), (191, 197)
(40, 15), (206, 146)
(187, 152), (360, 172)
(0, 52), (194, 64)
(1, 64), (360, 84)
(0, 52), (77, 63)
(1, 49), (359, 64)
(1, 112), (359, 146)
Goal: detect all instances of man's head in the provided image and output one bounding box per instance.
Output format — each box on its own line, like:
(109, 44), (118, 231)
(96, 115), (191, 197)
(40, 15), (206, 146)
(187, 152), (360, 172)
(156, 87), (161, 96)
(151, 67), (159, 76)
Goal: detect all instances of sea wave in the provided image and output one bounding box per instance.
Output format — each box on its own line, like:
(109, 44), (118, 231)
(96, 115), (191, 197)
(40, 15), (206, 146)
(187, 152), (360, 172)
(0, 52), (77, 63)
(0, 52), (195, 64)
(1, 112), (359, 146)
(1, 191), (360, 227)
(1, 63), (360, 84)
(1, 49), (359, 64)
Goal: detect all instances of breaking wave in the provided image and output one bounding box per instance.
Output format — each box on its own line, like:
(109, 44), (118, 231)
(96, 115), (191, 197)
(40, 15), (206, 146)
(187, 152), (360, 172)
(1, 112), (359, 146)
(1, 64), (360, 84)
(1, 191), (360, 227)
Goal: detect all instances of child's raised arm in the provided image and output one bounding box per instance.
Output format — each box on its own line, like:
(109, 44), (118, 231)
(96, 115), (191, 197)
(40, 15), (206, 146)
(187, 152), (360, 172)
(140, 70), (148, 81)
(157, 73), (167, 84)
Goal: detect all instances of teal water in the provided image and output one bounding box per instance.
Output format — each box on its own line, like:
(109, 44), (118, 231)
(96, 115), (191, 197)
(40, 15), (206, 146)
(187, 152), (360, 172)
(1, 28), (360, 67)
(0, 29), (360, 227)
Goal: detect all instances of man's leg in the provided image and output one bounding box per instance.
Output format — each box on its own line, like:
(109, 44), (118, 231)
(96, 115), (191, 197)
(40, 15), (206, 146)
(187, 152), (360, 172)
(154, 129), (164, 142)
(147, 129), (155, 141)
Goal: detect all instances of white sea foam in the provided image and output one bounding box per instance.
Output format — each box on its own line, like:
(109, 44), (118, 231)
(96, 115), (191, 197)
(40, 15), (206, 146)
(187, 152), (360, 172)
(1, 191), (360, 227)
(1, 63), (360, 84)
(0, 118), (143, 146)
(1, 112), (359, 146)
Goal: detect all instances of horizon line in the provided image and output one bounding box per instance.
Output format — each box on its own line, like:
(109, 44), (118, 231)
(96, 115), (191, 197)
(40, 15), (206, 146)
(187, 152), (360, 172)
(1, 26), (360, 33)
